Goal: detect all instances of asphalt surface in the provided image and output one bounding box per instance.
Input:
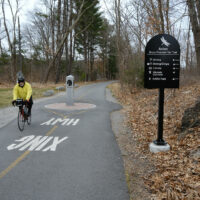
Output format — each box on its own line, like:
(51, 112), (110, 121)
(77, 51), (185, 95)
(0, 81), (129, 200)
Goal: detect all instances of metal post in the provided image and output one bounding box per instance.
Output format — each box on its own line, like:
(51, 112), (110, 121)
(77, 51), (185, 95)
(154, 88), (167, 145)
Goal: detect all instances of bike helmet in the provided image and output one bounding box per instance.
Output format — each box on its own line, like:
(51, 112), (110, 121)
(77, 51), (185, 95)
(18, 76), (25, 83)
(17, 71), (25, 83)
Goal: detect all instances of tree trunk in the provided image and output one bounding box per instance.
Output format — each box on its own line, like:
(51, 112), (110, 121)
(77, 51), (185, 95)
(165, 0), (170, 34)
(68, 0), (73, 75)
(50, 0), (55, 81)
(55, 0), (62, 83)
(43, 0), (85, 83)
(157, 0), (165, 33)
(186, 23), (191, 70)
(18, 17), (22, 72)
(63, 0), (69, 76)
(2, 0), (16, 81)
(187, 0), (200, 74)
(115, 0), (122, 79)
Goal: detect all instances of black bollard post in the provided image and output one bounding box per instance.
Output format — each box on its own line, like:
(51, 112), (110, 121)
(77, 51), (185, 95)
(154, 88), (167, 145)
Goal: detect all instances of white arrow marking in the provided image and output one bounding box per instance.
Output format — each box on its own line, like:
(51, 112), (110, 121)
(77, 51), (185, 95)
(42, 137), (68, 152)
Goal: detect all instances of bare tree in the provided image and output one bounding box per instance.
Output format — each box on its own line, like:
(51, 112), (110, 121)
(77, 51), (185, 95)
(42, 0), (85, 83)
(55, 0), (63, 83)
(187, 0), (200, 74)
(185, 22), (191, 70)
(68, 0), (74, 75)
(63, 0), (69, 75)
(0, 19), (6, 56)
(18, 17), (22, 71)
(141, 0), (171, 35)
(1, 0), (20, 81)
(114, 0), (123, 80)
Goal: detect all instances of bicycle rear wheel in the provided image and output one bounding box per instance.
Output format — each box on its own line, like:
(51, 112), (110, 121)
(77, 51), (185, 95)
(18, 110), (25, 131)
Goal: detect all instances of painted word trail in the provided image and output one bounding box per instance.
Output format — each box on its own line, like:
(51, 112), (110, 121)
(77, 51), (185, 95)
(41, 118), (80, 126)
(7, 135), (68, 152)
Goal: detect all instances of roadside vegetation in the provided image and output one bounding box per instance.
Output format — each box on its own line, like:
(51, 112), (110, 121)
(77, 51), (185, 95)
(0, 83), (64, 108)
(1, 0), (200, 199)
(0, 81), (102, 108)
(108, 80), (200, 199)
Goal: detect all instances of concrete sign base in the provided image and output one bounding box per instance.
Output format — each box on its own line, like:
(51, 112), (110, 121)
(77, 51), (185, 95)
(149, 142), (170, 153)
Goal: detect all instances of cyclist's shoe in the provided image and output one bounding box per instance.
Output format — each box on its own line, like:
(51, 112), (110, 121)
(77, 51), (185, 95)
(24, 115), (28, 120)
(24, 107), (29, 116)
(28, 110), (31, 116)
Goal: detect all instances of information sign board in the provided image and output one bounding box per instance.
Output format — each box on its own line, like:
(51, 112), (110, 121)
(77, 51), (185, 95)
(144, 34), (180, 88)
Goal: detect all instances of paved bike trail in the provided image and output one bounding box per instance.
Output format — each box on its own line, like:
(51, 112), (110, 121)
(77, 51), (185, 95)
(0, 82), (129, 200)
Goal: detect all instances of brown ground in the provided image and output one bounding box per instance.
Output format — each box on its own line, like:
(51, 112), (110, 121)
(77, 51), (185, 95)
(108, 82), (200, 200)
(111, 109), (154, 200)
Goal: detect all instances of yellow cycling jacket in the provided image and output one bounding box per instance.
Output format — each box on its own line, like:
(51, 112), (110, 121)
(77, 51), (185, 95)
(13, 82), (32, 101)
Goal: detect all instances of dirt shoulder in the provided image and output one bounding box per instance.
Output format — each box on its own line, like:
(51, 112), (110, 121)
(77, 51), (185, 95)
(108, 82), (200, 200)
(111, 109), (154, 200)
(106, 88), (154, 200)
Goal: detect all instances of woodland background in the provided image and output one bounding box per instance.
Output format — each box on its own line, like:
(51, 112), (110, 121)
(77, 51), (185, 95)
(0, 0), (199, 85)
(0, 1), (200, 199)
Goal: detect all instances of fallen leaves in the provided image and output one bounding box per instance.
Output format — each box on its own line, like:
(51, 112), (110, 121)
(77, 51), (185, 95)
(109, 82), (200, 199)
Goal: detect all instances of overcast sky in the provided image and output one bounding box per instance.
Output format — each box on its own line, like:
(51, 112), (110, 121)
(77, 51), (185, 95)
(17, 0), (109, 24)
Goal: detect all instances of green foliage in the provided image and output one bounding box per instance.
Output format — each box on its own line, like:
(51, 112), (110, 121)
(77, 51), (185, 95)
(80, 72), (86, 82)
(123, 67), (144, 88)
(0, 53), (9, 65)
(98, 19), (118, 79)
(35, 12), (48, 18)
(75, 0), (103, 56)
(136, 67), (144, 87)
(72, 63), (86, 81)
(108, 52), (117, 79)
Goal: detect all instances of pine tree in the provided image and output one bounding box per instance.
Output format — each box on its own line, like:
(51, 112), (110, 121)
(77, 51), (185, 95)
(99, 19), (118, 80)
(75, 0), (103, 81)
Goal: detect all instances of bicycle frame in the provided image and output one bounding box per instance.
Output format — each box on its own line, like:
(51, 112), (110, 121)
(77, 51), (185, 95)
(16, 99), (31, 131)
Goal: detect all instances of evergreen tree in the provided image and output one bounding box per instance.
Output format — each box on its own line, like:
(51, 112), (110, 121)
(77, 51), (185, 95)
(99, 19), (118, 80)
(75, 0), (103, 81)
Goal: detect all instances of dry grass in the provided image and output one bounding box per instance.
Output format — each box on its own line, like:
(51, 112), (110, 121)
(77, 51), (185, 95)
(0, 82), (65, 108)
(0, 81), (102, 108)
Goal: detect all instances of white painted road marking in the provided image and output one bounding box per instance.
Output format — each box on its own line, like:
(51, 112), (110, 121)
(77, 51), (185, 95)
(35, 137), (53, 151)
(41, 118), (80, 126)
(7, 136), (35, 150)
(41, 118), (56, 125)
(42, 137), (68, 152)
(19, 136), (49, 151)
(7, 136), (68, 152)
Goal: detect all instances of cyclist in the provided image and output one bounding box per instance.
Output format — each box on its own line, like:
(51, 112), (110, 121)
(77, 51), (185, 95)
(12, 75), (33, 116)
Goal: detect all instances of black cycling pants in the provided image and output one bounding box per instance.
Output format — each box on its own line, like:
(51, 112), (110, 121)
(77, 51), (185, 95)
(27, 96), (33, 111)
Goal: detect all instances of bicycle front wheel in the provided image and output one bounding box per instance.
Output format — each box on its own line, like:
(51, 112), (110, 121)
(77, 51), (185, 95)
(18, 110), (25, 131)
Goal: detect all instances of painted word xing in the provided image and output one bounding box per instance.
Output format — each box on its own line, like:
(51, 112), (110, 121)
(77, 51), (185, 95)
(7, 135), (68, 152)
(41, 118), (80, 126)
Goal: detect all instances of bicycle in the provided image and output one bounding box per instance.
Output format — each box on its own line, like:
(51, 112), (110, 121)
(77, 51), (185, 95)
(15, 99), (31, 131)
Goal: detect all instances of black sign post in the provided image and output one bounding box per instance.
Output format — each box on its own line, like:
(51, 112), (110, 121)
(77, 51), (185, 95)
(144, 34), (180, 147)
